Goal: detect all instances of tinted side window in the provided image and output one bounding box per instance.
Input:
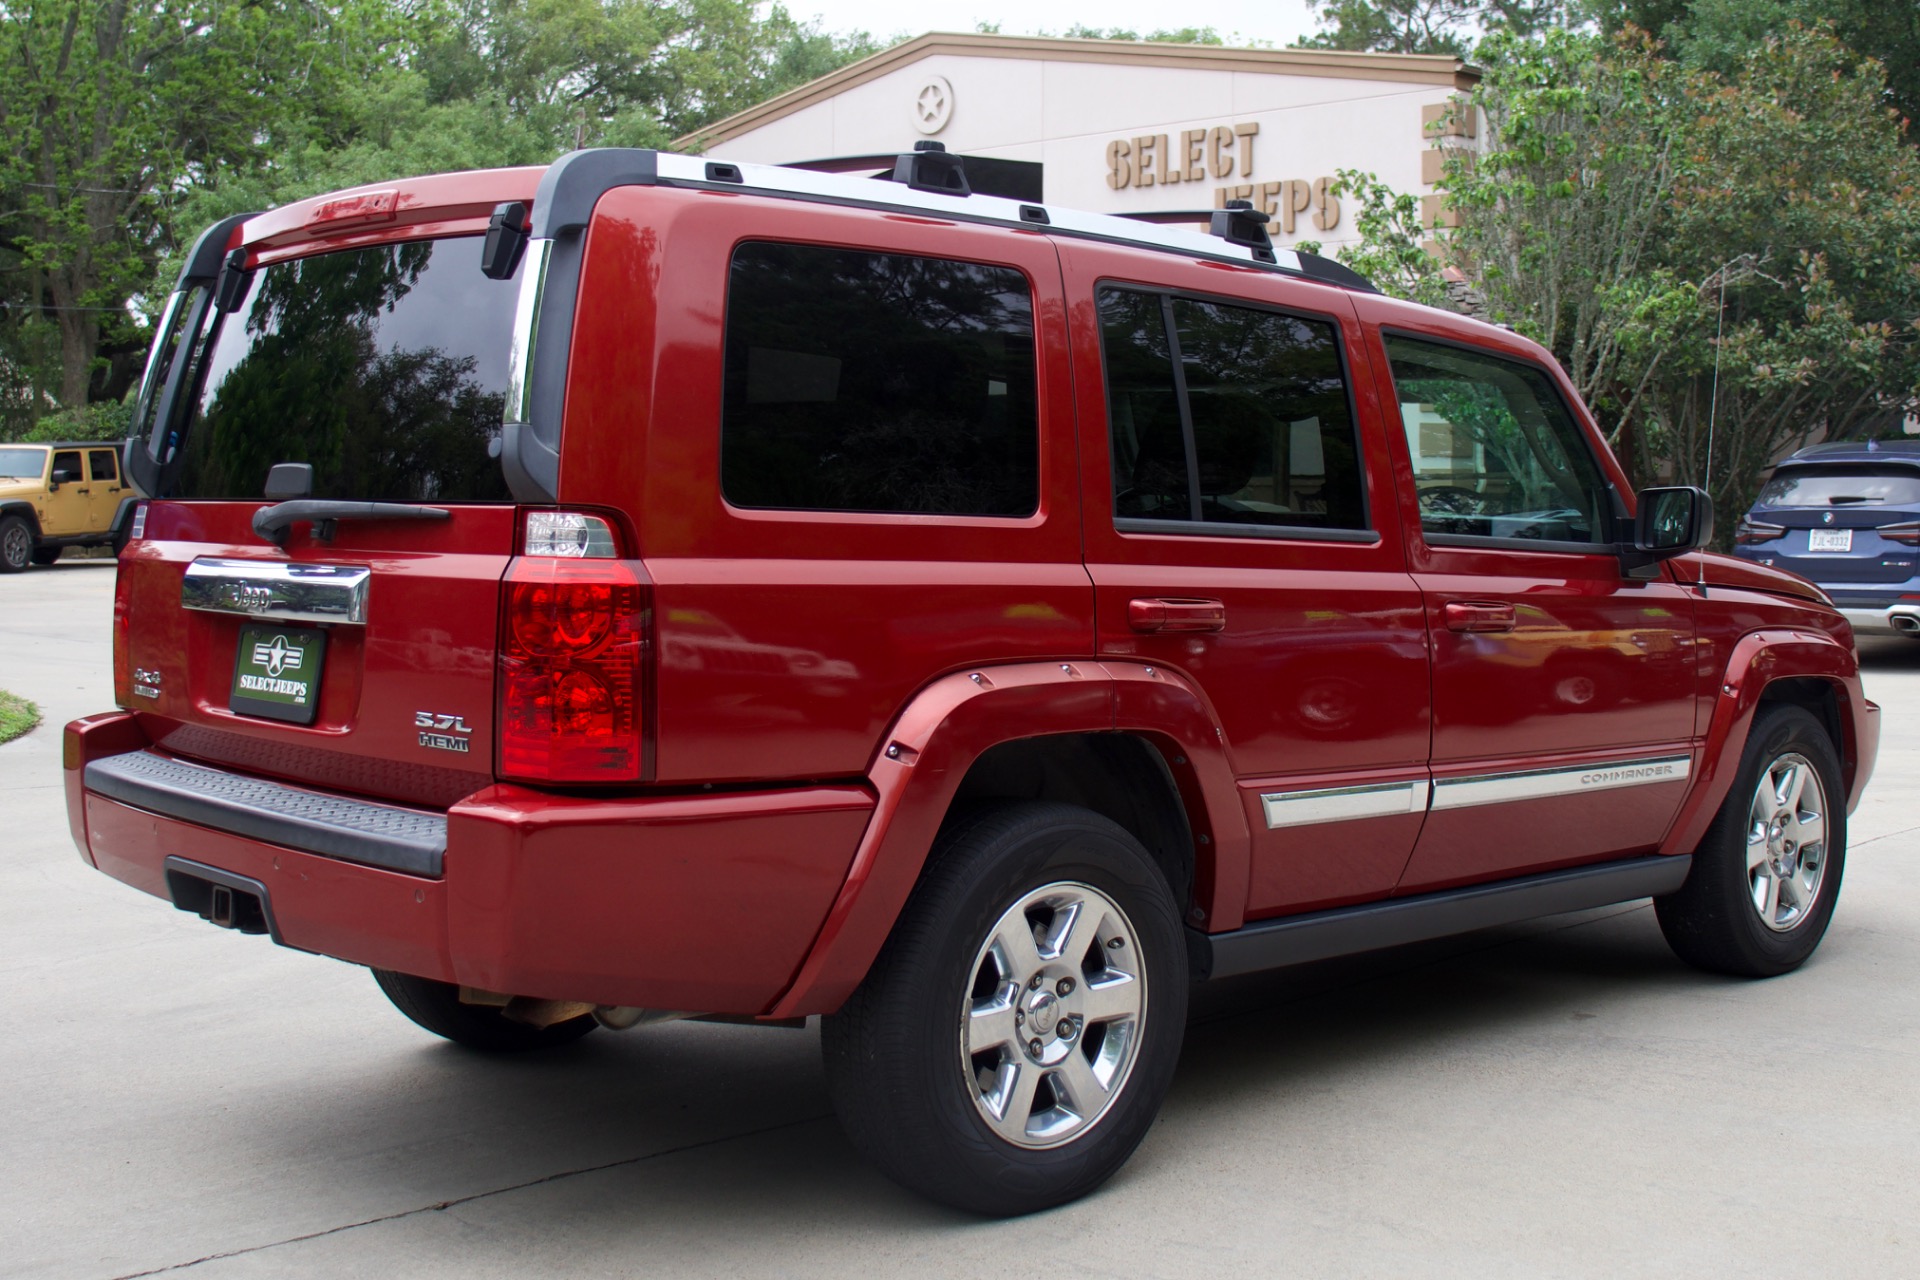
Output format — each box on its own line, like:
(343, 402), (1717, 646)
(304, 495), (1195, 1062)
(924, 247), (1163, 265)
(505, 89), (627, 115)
(88, 450), (118, 483)
(1099, 287), (1366, 531)
(1386, 336), (1610, 545)
(51, 450), (82, 481)
(721, 242), (1039, 517)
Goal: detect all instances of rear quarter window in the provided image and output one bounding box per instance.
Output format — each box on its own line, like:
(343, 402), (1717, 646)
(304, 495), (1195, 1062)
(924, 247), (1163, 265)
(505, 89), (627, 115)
(720, 242), (1040, 518)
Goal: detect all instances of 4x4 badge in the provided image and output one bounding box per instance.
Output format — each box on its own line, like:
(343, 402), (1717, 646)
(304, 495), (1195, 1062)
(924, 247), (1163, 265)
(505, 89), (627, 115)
(415, 711), (473, 754)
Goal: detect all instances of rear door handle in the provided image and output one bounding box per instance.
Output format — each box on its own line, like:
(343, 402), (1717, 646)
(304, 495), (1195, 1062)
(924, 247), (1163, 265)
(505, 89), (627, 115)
(1442, 601), (1516, 633)
(1129, 597), (1226, 633)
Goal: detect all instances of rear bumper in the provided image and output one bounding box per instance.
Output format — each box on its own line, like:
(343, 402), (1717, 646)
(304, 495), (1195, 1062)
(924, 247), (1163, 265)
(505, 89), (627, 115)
(65, 713), (874, 1014)
(1838, 604), (1920, 637)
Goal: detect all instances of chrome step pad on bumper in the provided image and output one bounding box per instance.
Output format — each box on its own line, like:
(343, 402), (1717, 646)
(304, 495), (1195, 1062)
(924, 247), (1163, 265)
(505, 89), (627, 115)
(84, 750), (446, 876)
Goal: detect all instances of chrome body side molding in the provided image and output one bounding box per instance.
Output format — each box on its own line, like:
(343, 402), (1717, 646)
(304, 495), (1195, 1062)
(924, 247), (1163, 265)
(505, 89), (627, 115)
(1431, 755), (1692, 811)
(1261, 779), (1430, 829)
(181, 557), (370, 625)
(1259, 753), (1692, 829)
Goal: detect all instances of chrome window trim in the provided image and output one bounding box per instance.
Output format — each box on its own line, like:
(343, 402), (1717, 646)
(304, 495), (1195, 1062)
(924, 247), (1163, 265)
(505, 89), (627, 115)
(1261, 780), (1430, 829)
(1432, 754), (1692, 811)
(181, 558), (370, 625)
(503, 237), (551, 426)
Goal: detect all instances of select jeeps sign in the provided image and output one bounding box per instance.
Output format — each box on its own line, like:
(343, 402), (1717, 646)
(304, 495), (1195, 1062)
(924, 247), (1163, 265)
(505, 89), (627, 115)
(1103, 119), (1342, 235)
(229, 625), (326, 725)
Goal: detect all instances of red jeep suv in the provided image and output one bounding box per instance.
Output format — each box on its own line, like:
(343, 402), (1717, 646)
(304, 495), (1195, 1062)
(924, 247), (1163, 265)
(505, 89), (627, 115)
(65, 147), (1878, 1215)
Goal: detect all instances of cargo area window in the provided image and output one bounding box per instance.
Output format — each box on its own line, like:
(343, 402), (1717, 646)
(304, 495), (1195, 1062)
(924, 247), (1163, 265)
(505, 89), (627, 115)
(721, 242), (1039, 518)
(1386, 335), (1610, 546)
(153, 239), (518, 502)
(1098, 287), (1367, 532)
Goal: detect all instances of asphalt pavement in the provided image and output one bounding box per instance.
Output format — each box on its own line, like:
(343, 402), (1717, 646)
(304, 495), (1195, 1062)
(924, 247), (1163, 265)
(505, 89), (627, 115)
(3, 559), (1916, 1277)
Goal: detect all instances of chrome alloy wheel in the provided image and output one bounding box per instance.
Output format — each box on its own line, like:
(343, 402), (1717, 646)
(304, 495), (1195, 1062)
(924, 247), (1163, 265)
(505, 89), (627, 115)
(1747, 751), (1829, 933)
(960, 880), (1146, 1149)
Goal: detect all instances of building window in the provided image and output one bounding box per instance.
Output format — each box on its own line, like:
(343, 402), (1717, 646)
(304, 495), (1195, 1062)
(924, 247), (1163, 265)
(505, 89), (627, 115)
(1385, 335), (1610, 545)
(721, 242), (1039, 517)
(1099, 287), (1365, 531)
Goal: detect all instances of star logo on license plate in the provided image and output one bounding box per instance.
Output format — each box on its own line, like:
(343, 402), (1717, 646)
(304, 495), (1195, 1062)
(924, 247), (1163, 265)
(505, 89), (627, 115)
(253, 635), (304, 678)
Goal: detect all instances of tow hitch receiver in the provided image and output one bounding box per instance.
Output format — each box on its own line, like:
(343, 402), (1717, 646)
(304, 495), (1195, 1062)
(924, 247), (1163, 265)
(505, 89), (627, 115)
(163, 857), (278, 940)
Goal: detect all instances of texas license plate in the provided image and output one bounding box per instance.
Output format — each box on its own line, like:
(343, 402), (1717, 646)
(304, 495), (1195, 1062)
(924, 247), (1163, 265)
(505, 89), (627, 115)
(230, 625), (327, 725)
(1808, 529), (1852, 553)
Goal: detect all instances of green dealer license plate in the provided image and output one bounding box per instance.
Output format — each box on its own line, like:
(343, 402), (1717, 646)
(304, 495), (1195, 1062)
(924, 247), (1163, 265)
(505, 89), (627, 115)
(230, 625), (327, 725)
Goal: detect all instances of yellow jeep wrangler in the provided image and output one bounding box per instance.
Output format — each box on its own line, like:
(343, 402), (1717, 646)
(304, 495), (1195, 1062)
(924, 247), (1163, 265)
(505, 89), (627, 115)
(0, 442), (135, 572)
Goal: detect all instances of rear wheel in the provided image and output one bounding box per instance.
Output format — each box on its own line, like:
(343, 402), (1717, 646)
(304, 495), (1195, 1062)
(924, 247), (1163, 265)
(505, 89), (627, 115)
(822, 801), (1187, 1216)
(0, 517), (31, 573)
(371, 970), (597, 1052)
(1656, 704), (1846, 977)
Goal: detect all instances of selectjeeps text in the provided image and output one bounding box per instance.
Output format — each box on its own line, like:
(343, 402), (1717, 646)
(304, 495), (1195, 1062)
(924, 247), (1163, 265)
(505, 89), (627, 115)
(65, 147), (1879, 1215)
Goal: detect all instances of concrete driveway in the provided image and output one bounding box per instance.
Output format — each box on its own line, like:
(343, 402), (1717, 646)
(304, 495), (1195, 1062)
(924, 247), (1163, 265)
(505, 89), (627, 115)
(4, 560), (1916, 1277)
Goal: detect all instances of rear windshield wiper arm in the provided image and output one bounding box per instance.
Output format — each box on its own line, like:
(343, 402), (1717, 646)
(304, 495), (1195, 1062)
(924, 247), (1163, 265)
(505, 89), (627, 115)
(252, 499), (450, 546)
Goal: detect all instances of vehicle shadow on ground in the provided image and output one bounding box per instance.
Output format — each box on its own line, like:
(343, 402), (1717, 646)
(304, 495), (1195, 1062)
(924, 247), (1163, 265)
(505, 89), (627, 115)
(222, 904), (1722, 1240)
(1857, 636), (1920, 672)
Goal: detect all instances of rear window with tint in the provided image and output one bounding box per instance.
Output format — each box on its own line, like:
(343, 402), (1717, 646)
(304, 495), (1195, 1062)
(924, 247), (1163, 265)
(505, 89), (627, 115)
(721, 242), (1039, 517)
(1755, 467), (1920, 508)
(160, 238), (517, 501)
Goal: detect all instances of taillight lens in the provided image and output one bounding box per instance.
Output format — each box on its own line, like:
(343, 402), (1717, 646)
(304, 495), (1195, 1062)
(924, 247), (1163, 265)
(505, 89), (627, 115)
(112, 562), (134, 708)
(497, 520), (651, 784)
(1735, 517), (1785, 545)
(1878, 520), (1920, 546)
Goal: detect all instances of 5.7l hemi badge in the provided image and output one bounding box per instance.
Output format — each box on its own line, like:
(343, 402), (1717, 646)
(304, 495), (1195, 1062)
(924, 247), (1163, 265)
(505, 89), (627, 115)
(415, 711), (473, 753)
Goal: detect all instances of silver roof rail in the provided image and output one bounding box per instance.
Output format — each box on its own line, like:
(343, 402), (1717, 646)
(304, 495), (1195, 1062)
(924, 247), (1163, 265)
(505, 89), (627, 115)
(648, 151), (1376, 292)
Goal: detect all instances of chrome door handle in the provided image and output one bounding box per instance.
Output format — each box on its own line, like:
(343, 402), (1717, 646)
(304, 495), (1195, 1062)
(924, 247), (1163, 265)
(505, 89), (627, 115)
(1442, 601), (1515, 633)
(1128, 597), (1226, 633)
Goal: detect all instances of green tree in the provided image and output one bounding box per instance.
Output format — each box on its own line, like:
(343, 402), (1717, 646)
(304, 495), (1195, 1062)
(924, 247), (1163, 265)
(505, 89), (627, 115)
(1296, 0), (1570, 56)
(0, 1), (340, 413)
(1439, 25), (1918, 528)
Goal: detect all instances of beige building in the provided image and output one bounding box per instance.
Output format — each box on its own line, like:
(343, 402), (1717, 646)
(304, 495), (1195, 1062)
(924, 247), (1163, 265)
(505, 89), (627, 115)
(681, 32), (1477, 252)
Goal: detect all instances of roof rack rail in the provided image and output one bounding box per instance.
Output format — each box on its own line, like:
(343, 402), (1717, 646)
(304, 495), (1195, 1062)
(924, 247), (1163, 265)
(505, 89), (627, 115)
(1210, 199), (1276, 264)
(535, 147), (1383, 297)
(889, 140), (970, 197)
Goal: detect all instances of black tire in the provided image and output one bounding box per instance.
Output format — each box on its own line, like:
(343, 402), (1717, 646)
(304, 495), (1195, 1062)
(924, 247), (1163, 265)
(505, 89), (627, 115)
(1656, 704), (1846, 977)
(0, 516), (31, 573)
(30, 546), (60, 566)
(822, 801), (1188, 1216)
(371, 969), (598, 1052)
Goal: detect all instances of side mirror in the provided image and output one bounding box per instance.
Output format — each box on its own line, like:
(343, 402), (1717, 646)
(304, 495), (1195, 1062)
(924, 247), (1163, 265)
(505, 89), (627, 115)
(1635, 486), (1713, 553)
(50, 469), (77, 488)
(1622, 486), (1712, 578)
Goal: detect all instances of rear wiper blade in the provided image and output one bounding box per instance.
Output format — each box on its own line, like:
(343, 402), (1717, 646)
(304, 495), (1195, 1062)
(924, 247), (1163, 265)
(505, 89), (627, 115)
(1827, 495), (1874, 505)
(252, 499), (450, 546)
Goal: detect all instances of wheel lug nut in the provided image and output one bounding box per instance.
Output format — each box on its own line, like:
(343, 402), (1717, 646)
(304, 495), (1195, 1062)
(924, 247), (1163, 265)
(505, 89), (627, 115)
(1028, 1039), (1044, 1057)
(1059, 1019), (1076, 1040)
(1056, 977), (1075, 996)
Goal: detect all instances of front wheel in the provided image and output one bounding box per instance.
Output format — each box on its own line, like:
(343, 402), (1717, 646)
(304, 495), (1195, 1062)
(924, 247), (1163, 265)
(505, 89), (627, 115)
(0, 517), (31, 573)
(822, 801), (1188, 1216)
(1656, 704), (1846, 977)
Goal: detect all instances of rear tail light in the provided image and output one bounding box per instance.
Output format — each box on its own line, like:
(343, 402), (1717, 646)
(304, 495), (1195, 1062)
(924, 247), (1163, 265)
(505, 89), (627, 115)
(1735, 518), (1785, 545)
(497, 512), (651, 784)
(1877, 520), (1920, 546)
(112, 563), (134, 708)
